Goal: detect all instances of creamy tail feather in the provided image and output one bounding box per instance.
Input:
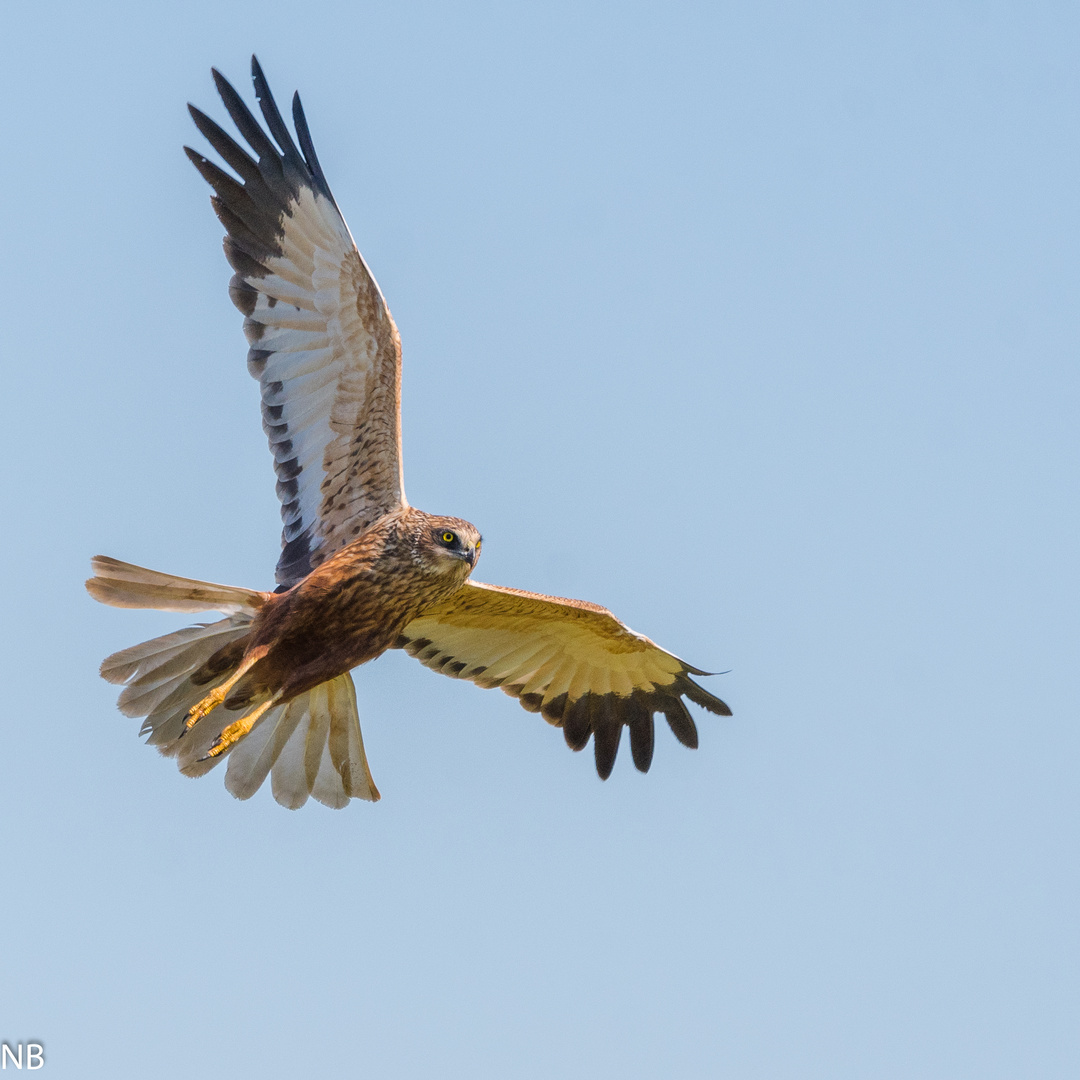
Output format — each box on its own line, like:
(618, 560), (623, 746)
(177, 671), (379, 808)
(86, 555), (266, 614)
(224, 676), (380, 808)
(94, 562), (379, 809)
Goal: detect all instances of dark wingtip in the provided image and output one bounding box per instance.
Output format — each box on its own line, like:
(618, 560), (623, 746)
(250, 55), (268, 95)
(681, 675), (732, 717)
(291, 91), (337, 207)
(210, 67), (233, 104)
(676, 653), (734, 717)
(594, 739), (616, 780)
(187, 104), (224, 144)
(662, 697), (699, 749)
(628, 715), (655, 773)
(249, 56), (305, 176)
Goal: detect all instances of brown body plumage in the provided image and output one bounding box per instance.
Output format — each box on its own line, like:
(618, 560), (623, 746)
(213, 509), (480, 709)
(86, 59), (731, 809)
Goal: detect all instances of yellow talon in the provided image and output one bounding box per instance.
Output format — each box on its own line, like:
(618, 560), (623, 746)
(184, 652), (265, 732)
(202, 699), (276, 760)
(185, 685), (230, 729)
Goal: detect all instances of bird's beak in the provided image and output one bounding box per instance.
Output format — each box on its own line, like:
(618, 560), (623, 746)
(469, 544), (480, 568)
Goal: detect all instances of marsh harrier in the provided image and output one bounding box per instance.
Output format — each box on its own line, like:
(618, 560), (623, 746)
(87, 58), (731, 808)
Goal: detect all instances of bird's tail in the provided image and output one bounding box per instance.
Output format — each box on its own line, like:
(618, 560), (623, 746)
(86, 555), (266, 614)
(89, 556), (380, 808)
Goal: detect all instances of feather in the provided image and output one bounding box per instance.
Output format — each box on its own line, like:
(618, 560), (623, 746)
(325, 675), (380, 802)
(303, 683), (332, 793)
(98, 614), (254, 754)
(272, 698), (314, 809)
(87, 556), (264, 614)
(223, 702), (291, 800)
(100, 617), (249, 685)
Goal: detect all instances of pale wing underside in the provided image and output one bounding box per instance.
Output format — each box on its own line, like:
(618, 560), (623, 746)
(187, 58), (405, 588)
(397, 580), (731, 778)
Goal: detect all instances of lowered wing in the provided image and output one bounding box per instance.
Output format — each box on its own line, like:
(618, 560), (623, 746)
(397, 580), (731, 779)
(187, 57), (406, 588)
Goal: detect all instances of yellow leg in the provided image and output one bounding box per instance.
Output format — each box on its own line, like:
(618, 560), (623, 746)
(183, 652), (265, 732)
(200, 698), (278, 762)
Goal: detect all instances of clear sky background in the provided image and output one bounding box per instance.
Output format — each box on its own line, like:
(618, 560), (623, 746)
(2, 2), (1078, 1077)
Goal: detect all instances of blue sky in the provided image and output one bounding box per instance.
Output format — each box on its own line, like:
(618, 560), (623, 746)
(2, 2), (1078, 1077)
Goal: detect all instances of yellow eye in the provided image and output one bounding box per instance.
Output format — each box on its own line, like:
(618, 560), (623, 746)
(442, 531), (456, 544)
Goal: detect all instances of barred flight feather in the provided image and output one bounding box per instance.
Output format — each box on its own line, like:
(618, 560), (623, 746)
(186, 57), (406, 588)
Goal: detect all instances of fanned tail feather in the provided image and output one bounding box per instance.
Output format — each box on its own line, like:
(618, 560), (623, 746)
(99, 614), (258, 754)
(224, 676), (380, 808)
(86, 555), (266, 614)
(97, 607), (379, 808)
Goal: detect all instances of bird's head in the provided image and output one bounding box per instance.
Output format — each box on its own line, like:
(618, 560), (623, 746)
(414, 515), (483, 579)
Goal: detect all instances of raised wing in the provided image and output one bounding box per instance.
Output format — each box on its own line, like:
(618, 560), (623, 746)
(396, 581), (731, 779)
(186, 57), (406, 588)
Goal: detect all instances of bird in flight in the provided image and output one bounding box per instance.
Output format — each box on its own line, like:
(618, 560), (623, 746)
(87, 57), (731, 809)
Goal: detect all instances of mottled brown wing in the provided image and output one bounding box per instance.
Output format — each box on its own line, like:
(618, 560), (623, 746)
(187, 58), (405, 588)
(397, 580), (731, 779)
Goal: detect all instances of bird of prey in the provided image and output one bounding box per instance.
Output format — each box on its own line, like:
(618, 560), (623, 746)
(86, 58), (731, 809)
